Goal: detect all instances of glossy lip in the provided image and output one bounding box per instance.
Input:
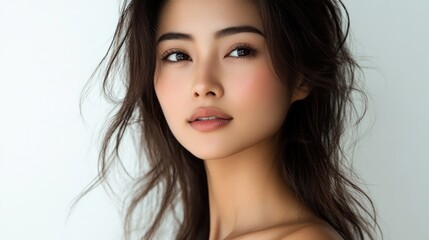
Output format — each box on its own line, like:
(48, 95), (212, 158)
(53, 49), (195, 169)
(188, 107), (233, 132)
(188, 107), (233, 123)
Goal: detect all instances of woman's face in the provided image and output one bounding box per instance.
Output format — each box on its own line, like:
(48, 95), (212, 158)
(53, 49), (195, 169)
(154, 0), (293, 160)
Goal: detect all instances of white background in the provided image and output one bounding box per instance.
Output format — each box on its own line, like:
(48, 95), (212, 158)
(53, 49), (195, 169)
(0, 1), (428, 239)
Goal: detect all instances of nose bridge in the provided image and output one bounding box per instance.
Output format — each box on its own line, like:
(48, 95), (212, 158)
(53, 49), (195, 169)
(192, 52), (223, 97)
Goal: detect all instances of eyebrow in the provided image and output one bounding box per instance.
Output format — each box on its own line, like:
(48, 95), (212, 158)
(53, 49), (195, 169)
(157, 25), (264, 44)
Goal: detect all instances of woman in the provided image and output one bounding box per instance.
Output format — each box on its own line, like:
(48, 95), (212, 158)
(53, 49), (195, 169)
(83, 0), (381, 239)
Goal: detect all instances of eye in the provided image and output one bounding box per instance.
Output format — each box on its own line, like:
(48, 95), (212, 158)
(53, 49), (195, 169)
(162, 51), (192, 62)
(227, 44), (257, 58)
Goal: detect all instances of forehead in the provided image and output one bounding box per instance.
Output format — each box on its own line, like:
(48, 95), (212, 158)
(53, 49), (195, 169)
(156, 0), (262, 36)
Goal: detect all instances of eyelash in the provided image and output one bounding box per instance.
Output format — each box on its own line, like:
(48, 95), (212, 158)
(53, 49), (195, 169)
(226, 43), (257, 59)
(161, 48), (190, 63)
(160, 44), (257, 63)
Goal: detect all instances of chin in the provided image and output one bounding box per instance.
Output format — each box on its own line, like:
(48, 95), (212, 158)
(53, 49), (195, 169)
(183, 143), (244, 161)
(187, 148), (232, 161)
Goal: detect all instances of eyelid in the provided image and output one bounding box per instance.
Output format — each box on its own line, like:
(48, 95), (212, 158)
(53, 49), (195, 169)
(159, 43), (257, 62)
(160, 48), (191, 62)
(225, 43), (257, 58)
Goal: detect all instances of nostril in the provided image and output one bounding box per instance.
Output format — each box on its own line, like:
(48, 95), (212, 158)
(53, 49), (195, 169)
(206, 91), (216, 96)
(194, 90), (216, 97)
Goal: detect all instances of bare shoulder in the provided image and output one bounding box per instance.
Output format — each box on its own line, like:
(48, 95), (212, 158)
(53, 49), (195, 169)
(229, 221), (343, 240)
(283, 222), (343, 240)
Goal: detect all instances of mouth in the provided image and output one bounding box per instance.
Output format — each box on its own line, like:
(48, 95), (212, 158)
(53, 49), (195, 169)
(188, 107), (233, 123)
(188, 107), (233, 132)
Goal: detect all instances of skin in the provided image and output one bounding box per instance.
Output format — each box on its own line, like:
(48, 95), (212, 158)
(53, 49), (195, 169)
(154, 0), (342, 239)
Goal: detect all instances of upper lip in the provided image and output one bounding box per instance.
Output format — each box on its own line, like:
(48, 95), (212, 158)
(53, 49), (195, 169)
(188, 107), (233, 122)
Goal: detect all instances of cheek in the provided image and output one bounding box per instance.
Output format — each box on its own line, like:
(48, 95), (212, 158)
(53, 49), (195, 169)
(226, 64), (289, 142)
(230, 66), (288, 115)
(154, 72), (187, 125)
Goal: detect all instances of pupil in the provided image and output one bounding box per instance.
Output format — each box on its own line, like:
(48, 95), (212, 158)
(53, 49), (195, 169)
(237, 48), (249, 56)
(176, 53), (185, 60)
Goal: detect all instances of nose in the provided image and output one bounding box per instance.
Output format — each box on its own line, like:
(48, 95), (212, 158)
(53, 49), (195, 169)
(192, 59), (224, 98)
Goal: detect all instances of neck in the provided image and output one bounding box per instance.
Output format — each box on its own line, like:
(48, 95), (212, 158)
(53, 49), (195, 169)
(203, 138), (303, 240)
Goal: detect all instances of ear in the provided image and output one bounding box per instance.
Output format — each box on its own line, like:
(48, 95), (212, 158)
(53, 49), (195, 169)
(291, 77), (310, 103)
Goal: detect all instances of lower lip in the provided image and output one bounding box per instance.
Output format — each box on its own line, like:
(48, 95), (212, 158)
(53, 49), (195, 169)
(189, 119), (232, 132)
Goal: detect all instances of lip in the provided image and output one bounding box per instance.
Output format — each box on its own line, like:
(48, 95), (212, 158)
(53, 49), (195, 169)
(188, 107), (233, 122)
(188, 107), (233, 132)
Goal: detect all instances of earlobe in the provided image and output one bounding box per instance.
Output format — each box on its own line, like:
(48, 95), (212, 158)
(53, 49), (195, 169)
(291, 78), (311, 103)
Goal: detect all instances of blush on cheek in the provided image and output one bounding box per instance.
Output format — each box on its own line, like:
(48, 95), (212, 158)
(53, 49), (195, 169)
(232, 68), (286, 105)
(156, 73), (184, 105)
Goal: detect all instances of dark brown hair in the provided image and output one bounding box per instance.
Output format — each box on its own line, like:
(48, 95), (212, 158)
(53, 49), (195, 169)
(79, 0), (382, 239)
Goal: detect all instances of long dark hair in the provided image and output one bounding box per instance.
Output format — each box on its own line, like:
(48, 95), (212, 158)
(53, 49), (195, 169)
(79, 0), (381, 239)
